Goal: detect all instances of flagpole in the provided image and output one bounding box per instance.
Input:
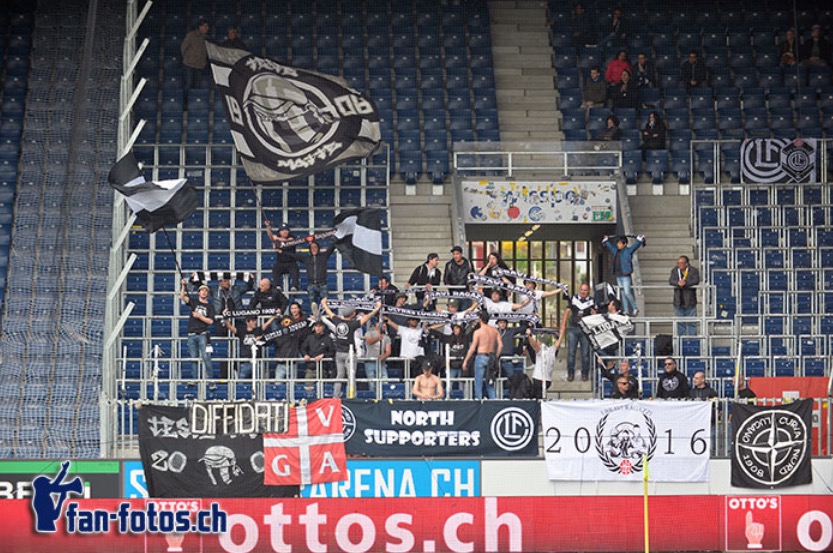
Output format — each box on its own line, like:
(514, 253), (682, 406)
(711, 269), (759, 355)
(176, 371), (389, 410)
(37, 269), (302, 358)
(733, 339), (743, 400)
(643, 453), (650, 553)
(160, 227), (185, 280)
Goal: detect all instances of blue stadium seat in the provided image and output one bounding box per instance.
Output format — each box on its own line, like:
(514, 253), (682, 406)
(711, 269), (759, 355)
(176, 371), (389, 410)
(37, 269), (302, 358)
(646, 149), (669, 184)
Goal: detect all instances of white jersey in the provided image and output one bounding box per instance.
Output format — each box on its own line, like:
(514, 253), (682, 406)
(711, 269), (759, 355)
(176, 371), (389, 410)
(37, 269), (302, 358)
(398, 326), (425, 359)
(517, 289), (543, 315)
(533, 343), (556, 382)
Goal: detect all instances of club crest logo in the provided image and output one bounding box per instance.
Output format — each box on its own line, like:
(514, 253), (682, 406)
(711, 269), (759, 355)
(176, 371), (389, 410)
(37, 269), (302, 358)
(341, 404), (356, 441)
(735, 409), (808, 486)
(595, 404), (657, 475)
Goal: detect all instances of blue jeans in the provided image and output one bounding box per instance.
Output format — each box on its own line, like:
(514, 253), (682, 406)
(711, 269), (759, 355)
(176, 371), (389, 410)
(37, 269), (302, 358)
(274, 363), (289, 380)
(186, 333), (214, 379)
(567, 327), (591, 377)
(364, 360), (388, 381)
(617, 275), (637, 314)
(239, 362), (253, 379)
(675, 307), (697, 336)
(474, 354), (496, 400)
(501, 359), (523, 377)
(307, 284), (328, 309)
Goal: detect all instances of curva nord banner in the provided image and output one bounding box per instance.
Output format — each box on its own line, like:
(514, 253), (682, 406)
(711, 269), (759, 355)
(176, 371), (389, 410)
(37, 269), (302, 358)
(138, 404), (297, 498)
(5, 495), (833, 552)
(341, 400), (540, 457)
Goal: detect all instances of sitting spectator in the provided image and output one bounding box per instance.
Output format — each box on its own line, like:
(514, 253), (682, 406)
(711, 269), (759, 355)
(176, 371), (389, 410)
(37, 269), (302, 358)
(633, 52), (656, 89)
(680, 51), (708, 88)
(613, 375), (638, 399)
(800, 24), (831, 67)
(610, 69), (638, 110)
(656, 357), (690, 399)
(641, 111), (666, 157)
(220, 25), (247, 50)
(690, 371), (718, 401)
(594, 115), (621, 141)
(779, 27), (799, 68)
(412, 359), (444, 400)
(570, 2), (597, 47)
(599, 359), (638, 397)
(605, 49), (632, 85)
(582, 66), (607, 109)
(601, 6), (629, 50)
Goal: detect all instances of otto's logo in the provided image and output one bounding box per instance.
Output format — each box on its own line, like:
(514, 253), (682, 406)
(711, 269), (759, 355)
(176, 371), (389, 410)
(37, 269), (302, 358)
(30, 461), (83, 532)
(735, 410), (808, 486)
(595, 404), (657, 475)
(490, 407), (534, 452)
(341, 405), (356, 441)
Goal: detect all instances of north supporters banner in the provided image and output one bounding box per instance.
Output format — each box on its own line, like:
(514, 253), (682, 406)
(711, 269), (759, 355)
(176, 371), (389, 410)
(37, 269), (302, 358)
(342, 400), (540, 457)
(206, 43), (381, 183)
(541, 400), (711, 482)
(732, 399), (813, 489)
(138, 404), (297, 498)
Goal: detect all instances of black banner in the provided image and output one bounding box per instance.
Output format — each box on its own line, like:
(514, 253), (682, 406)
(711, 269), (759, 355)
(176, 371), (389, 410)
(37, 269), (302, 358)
(138, 404), (298, 498)
(731, 399), (812, 489)
(341, 400), (540, 457)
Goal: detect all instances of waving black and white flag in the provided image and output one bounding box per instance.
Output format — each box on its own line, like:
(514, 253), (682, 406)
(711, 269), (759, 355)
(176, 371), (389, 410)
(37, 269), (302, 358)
(333, 209), (383, 276)
(579, 313), (633, 350)
(206, 43), (381, 183)
(108, 150), (199, 232)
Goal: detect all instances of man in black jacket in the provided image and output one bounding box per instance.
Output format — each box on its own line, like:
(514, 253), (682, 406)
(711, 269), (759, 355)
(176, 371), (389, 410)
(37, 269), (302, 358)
(599, 359), (638, 398)
(407, 253), (442, 307)
(656, 357), (690, 399)
(670, 255), (700, 336)
(248, 278), (288, 332)
(301, 320), (335, 380)
(296, 241), (334, 313)
(680, 50), (708, 88)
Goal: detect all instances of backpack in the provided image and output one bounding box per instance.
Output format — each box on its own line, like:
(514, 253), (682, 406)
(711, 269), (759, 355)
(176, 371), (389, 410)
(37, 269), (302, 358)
(508, 372), (534, 399)
(655, 334), (673, 356)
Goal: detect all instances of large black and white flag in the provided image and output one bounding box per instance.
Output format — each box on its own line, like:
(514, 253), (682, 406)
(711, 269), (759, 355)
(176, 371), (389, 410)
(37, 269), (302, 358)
(579, 313), (633, 350)
(731, 399), (812, 489)
(206, 43), (381, 182)
(333, 208), (383, 276)
(108, 150), (199, 232)
(741, 138), (818, 183)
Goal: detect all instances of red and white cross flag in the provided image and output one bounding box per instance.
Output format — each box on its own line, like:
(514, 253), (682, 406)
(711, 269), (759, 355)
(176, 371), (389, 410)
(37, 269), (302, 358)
(263, 398), (347, 486)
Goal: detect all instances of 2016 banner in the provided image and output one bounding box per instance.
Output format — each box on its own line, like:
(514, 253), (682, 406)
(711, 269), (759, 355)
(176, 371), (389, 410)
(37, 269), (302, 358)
(342, 400), (540, 457)
(731, 398), (813, 489)
(138, 404), (297, 498)
(740, 138), (818, 183)
(541, 400), (712, 482)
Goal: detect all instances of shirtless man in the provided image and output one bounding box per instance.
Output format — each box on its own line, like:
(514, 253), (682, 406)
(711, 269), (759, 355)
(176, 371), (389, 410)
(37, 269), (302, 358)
(412, 359), (444, 400)
(462, 311), (502, 399)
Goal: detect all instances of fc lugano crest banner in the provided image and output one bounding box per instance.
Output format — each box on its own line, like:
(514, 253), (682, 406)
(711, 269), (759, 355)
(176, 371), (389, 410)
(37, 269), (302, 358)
(341, 400), (540, 457)
(138, 404), (297, 498)
(579, 313), (633, 350)
(263, 399), (346, 486)
(731, 399), (812, 489)
(206, 43), (381, 183)
(741, 138), (818, 183)
(541, 400), (711, 482)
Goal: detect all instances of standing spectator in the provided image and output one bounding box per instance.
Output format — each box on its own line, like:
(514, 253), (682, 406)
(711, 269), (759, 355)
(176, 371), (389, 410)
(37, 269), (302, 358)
(296, 241), (335, 312)
(582, 66), (608, 109)
(633, 52), (656, 89)
(385, 317), (427, 375)
(220, 25), (247, 50)
(602, 234), (645, 316)
(601, 7), (629, 50)
(737, 378), (756, 400)
(264, 220), (301, 292)
(181, 19), (209, 109)
(680, 50), (708, 88)
(301, 320), (335, 382)
(496, 319), (524, 376)
(800, 24), (832, 67)
(605, 50), (632, 85)
(599, 359), (638, 397)
(556, 283), (596, 381)
(610, 70), (638, 109)
(412, 359), (445, 400)
(527, 330), (556, 399)
(179, 278), (216, 379)
(320, 298), (382, 398)
(225, 314), (278, 379)
(481, 288), (530, 323)
(371, 274), (400, 307)
(669, 255), (700, 336)
(431, 323), (469, 390)
(462, 311), (502, 400)
(444, 246), (473, 292)
(407, 253), (442, 306)
(570, 2), (597, 47)
(690, 371), (718, 400)
(364, 320), (392, 387)
(248, 278), (289, 317)
(477, 251), (514, 299)
(656, 357), (690, 399)
(595, 115), (621, 141)
(779, 28), (799, 68)
(640, 111), (666, 157)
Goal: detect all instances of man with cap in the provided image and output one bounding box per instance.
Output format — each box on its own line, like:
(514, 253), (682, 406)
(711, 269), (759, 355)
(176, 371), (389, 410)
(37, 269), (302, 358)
(320, 298), (382, 398)
(301, 319), (335, 381)
(371, 274), (399, 307)
(412, 358), (445, 400)
(444, 246), (473, 298)
(265, 219), (301, 291)
(179, 278), (217, 379)
(224, 312), (279, 379)
(407, 253), (442, 308)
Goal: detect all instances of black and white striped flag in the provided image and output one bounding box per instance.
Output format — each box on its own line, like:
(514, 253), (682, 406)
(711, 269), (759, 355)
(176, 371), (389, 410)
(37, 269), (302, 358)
(333, 208), (383, 276)
(206, 43), (381, 183)
(108, 150), (198, 232)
